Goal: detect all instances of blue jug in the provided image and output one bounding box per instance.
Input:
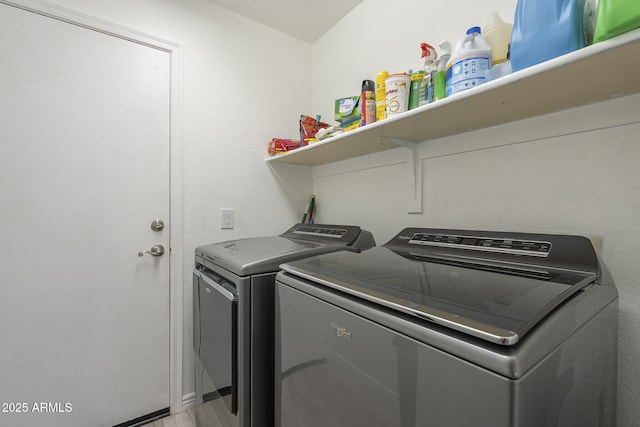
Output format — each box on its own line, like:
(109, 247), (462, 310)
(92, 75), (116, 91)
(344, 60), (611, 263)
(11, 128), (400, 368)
(510, 0), (587, 72)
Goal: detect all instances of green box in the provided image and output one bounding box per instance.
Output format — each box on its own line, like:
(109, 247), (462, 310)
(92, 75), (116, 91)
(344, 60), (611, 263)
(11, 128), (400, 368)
(335, 96), (360, 123)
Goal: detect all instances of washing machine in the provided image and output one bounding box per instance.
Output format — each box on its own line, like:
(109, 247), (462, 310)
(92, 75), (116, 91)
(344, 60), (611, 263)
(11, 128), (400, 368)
(275, 227), (618, 427)
(192, 223), (375, 427)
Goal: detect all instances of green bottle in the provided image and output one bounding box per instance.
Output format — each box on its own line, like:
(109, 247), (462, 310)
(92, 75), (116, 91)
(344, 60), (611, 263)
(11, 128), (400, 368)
(434, 40), (451, 102)
(408, 70), (425, 110)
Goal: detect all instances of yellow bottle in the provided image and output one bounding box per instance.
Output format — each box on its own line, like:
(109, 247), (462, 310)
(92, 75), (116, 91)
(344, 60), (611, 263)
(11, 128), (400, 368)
(375, 71), (389, 121)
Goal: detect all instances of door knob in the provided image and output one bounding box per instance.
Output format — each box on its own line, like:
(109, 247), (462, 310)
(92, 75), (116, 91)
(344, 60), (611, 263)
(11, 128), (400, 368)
(138, 244), (165, 257)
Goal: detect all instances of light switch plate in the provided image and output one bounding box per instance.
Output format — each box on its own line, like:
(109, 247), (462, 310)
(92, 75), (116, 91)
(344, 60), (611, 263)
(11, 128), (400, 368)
(220, 208), (234, 229)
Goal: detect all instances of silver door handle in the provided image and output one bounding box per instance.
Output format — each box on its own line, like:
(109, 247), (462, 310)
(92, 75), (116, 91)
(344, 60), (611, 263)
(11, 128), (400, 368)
(138, 244), (165, 257)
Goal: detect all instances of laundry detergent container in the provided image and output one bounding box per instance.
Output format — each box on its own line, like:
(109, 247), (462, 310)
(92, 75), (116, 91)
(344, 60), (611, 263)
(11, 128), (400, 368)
(510, 0), (587, 72)
(594, 0), (640, 42)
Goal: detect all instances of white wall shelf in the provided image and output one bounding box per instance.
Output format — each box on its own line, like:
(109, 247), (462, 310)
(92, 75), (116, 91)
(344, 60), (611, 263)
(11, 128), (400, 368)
(266, 29), (640, 168)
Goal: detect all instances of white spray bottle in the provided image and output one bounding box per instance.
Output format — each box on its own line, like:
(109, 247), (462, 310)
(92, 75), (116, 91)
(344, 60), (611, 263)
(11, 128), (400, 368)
(420, 43), (437, 106)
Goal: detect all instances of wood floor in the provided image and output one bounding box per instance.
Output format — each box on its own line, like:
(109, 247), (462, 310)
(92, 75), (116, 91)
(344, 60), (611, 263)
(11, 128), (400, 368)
(144, 410), (195, 427)
(143, 401), (227, 427)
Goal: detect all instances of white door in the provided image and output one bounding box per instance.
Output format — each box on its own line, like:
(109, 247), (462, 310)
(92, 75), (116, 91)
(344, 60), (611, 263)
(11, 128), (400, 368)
(0, 3), (172, 426)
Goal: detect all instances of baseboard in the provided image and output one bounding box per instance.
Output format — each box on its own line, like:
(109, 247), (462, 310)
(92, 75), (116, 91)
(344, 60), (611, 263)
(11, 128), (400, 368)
(113, 408), (170, 427)
(182, 392), (196, 410)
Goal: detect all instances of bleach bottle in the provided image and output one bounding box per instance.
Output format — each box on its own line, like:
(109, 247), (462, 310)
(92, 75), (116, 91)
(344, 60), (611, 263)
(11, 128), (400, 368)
(510, 0), (587, 72)
(446, 27), (492, 96)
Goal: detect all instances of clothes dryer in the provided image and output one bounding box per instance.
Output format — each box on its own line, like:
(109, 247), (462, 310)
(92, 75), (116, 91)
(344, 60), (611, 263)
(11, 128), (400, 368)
(193, 223), (375, 427)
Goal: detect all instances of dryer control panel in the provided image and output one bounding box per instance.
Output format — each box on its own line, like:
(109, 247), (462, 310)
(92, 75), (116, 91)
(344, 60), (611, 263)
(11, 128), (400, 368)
(281, 223), (366, 246)
(292, 225), (348, 239)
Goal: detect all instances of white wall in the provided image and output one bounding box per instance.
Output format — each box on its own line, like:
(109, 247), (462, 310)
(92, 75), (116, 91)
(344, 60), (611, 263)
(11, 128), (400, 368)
(311, 0), (517, 121)
(20, 0), (640, 423)
(40, 0), (313, 399)
(310, 0), (640, 425)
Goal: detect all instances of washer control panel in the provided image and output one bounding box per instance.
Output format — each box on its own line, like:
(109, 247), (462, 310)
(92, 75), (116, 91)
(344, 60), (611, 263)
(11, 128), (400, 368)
(408, 232), (551, 257)
(386, 228), (599, 274)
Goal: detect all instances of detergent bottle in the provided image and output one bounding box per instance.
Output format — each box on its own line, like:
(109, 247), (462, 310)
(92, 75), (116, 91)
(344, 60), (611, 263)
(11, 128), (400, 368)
(593, 0), (640, 42)
(483, 12), (513, 66)
(510, 0), (587, 72)
(446, 27), (491, 96)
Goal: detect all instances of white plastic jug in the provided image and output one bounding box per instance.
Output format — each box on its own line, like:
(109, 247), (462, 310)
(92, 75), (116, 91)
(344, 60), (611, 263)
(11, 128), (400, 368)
(446, 27), (492, 96)
(483, 12), (513, 65)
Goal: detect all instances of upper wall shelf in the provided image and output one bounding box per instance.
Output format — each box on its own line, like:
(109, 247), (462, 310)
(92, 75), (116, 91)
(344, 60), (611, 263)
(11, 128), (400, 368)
(266, 29), (640, 167)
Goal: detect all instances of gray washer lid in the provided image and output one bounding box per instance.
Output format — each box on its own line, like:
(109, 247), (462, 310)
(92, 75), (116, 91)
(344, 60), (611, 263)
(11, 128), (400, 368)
(195, 236), (349, 276)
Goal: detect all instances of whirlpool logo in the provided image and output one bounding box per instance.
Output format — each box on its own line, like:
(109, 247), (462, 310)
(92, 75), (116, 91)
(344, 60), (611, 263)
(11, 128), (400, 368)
(330, 323), (352, 340)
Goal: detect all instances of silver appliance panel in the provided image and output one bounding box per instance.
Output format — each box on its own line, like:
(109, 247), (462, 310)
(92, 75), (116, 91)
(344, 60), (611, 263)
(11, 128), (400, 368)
(195, 236), (322, 277)
(385, 227), (600, 274)
(195, 270), (237, 415)
(195, 223), (374, 277)
(275, 275), (618, 427)
(280, 246), (595, 345)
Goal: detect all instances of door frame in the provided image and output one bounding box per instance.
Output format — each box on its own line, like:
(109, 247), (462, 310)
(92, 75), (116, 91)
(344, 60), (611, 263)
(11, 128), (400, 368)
(1, 0), (185, 414)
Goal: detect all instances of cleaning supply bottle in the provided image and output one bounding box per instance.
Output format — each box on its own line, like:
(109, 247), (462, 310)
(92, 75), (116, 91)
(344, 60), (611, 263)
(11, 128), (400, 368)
(434, 40), (451, 101)
(420, 43), (437, 106)
(408, 68), (425, 110)
(375, 71), (389, 121)
(446, 27), (491, 96)
(584, 0), (597, 45)
(510, 0), (587, 72)
(409, 43), (437, 109)
(593, 0), (640, 42)
(426, 70), (436, 103)
(483, 12), (513, 66)
(361, 79), (376, 126)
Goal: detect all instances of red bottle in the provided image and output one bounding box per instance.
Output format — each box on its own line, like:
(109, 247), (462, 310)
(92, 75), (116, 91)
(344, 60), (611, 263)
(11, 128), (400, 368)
(361, 79), (376, 126)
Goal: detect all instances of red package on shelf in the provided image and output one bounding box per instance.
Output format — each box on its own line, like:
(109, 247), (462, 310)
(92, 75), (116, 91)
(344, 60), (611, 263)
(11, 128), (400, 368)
(268, 138), (301, 156)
